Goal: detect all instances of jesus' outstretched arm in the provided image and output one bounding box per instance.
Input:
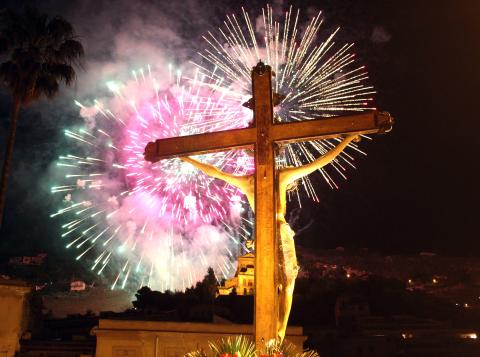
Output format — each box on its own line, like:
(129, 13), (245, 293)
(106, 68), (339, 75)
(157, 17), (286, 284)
(181, 157), (243, 186)
(180, 157), (254, 208)
(279, 134), (359, 186)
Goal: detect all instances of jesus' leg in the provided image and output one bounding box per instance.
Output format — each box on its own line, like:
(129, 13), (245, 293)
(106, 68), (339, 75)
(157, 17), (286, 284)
(276, 221), (299, 341)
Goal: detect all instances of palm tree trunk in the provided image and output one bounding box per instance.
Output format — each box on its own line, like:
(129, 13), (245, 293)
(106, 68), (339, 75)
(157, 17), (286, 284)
(0, 98), (21, 228)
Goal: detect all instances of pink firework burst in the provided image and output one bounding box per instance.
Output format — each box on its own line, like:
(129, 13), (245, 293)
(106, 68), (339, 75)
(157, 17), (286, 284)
(51, 66), (254, 291)
(119, 72), (253, 226)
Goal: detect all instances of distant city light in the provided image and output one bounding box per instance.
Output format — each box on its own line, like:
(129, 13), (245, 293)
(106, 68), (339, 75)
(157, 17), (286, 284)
(459, 333), (477, 339)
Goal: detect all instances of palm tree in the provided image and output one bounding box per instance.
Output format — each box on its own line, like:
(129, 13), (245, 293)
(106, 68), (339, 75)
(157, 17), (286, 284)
(0, 7), (84, 227)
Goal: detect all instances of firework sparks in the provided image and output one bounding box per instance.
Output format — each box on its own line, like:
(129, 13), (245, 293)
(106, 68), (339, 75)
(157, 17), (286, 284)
(195, 5), (373, 203)
(51, 66), (253, 291)
(51, 6), (376, 292)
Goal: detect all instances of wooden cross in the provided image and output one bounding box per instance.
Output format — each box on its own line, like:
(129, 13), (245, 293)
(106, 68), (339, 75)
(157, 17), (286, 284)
(144, 62), (393, 346)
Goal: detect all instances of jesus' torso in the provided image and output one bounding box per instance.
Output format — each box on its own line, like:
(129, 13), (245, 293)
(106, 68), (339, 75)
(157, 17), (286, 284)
(230, 171), (290, 225)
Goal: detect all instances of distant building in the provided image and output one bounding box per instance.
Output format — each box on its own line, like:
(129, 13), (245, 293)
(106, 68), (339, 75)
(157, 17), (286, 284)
(419, 251), (437, 257)
(217, 252), (254, 296)
(42, 287), (131, 318)
(8, 254), (47, 266)
(70, 281), (87, 292)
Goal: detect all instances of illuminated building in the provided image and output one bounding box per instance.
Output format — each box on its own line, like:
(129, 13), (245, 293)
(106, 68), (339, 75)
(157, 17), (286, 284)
(217, 252), (255, 296)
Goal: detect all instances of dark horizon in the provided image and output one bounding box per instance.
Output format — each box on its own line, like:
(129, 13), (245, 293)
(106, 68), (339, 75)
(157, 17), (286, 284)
(1, 0), (479, 263)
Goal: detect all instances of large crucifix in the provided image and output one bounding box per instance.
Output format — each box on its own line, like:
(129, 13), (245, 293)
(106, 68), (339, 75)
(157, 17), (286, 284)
(144, 62), (393, 346)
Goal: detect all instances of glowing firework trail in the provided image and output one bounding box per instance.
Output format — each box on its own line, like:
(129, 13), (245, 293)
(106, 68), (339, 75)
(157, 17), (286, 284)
(195, 5), (373, 202)
(51, 66), (253, 291)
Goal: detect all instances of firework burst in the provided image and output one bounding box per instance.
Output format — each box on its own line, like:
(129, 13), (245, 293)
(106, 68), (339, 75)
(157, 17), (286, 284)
(195, 5), (374, 202)
(50, 6), (377, 291)
(51, 65), (254, 291)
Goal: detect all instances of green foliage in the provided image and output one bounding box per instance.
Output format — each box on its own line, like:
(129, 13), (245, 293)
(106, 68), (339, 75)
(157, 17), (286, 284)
(131, 267), (219, 321)
(185, 350), (207, 357)
(258, 339), (319, 357)
(185, 336), (319, 357)
(186, 335), (256, 357)
(132, 286), (176, 312)
(0, 6), (84, 223)
(183, 266), (217, 306)
(209, 335), (256, 357)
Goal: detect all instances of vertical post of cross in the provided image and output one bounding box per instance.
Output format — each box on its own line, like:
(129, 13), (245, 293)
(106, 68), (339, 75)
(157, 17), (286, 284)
(252, 61), (278, 347)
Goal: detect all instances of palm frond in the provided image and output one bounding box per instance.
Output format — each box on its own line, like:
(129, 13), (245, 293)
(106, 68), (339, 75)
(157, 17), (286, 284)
(208, 335), (256, 357)
(258, 339), (320, 357)
(185, 350), (208, 357)
(185, 336), (319, 357)
(45, 63), (76, 85)
(35, 74), (59, 100)
(0, 7), (84, 103)
(277, 340), (298, 357)
(46, 16), (74, 40)
(56, 39), (84, 63)
(297, 350), (320, 357)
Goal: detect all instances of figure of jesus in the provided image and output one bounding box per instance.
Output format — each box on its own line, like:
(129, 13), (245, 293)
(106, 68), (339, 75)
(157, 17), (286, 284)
(179, 134), (359, 340)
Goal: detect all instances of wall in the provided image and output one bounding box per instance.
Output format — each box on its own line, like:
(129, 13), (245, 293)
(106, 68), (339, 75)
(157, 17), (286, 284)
(94, 319), (306, 357)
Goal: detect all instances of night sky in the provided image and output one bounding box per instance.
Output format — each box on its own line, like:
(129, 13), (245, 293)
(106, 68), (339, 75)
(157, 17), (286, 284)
(0, 0), (479, 264)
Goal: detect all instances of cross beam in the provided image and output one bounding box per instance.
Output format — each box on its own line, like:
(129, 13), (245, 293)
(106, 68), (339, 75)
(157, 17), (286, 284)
(144, 111), (392, 160)
(144, 62), (393, 346)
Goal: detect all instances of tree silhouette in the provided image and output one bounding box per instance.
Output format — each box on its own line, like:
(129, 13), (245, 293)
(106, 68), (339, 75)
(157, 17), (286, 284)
(131, 268), (218, 319)
(0, 7), (84, 226)
(133, 286), (176, 312)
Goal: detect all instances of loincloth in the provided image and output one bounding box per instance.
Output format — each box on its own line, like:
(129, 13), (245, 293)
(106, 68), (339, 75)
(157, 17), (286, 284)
(278, 221), (299, 281)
